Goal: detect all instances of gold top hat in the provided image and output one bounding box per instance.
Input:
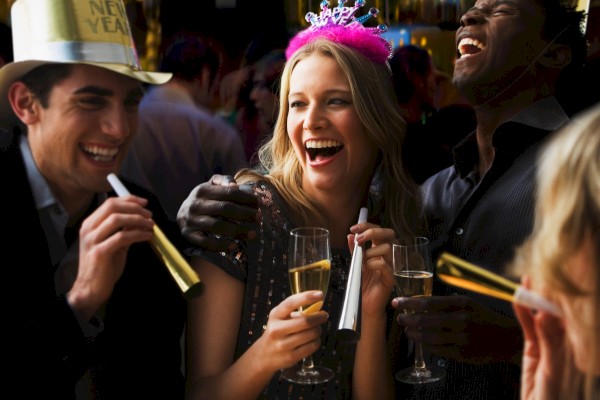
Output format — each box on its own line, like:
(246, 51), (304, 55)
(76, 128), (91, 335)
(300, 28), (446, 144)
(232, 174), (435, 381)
(0, 0), (172, 126)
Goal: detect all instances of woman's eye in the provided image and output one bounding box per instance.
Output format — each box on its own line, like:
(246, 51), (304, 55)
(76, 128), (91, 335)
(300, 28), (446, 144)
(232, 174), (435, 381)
(329, 98), (350, 106)
(290, 101), (305, 108)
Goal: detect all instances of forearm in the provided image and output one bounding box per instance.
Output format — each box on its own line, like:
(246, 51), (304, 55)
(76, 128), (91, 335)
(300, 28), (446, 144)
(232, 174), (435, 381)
(352, 313), (394, 400)
(186, 336), (277, 400)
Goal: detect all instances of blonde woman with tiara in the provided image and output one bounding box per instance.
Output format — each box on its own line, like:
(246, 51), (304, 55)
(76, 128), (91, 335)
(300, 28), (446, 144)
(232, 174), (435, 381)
(510, 103), (600, 400)
(184, 1), (422, 399)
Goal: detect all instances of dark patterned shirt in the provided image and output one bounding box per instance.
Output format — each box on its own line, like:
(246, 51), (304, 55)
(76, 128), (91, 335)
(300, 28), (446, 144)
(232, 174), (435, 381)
(399, 97), (570, 400)
(196, 181), (374, 400)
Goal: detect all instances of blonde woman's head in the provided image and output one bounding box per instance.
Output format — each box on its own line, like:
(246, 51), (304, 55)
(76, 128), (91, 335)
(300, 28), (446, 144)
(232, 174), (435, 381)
(511, 103), (600, 398)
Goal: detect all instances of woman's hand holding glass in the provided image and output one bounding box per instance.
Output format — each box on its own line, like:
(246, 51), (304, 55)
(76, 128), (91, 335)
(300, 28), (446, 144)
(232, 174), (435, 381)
(281, 227), (334, 384)
(256, 290), (329, 373)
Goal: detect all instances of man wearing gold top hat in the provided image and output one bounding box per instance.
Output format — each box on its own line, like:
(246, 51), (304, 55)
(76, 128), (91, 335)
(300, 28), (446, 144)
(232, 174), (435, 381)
(0, 0), (187, 399)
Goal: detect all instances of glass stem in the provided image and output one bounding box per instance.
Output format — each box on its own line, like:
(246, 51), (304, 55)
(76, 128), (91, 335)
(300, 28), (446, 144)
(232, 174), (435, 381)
(301, 355), (315, 371)
(413, 341), (429, 372)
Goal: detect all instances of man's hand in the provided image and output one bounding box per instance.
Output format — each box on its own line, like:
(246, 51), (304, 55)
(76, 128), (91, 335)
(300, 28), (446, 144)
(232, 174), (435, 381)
(393, 294), (523, 364)
(177, 174), (259, 251)
(68, 195), (154, 321)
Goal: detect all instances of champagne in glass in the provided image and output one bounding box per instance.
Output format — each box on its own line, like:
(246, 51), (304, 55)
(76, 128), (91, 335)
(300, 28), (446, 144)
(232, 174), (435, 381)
(289, 259), (331, 313)
(393, 237), (445, 384)
(281, 227), (334, 384)
(394, 270), (433, 298)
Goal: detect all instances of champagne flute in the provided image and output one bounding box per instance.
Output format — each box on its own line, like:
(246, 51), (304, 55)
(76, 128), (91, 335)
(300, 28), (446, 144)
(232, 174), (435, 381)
(393, 237), (445, 384)
(281, 227), (334, 384)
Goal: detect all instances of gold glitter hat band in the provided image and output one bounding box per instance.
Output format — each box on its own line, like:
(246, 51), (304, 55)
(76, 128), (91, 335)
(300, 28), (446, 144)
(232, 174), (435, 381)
(21, 41), (141, 68)
(0, 0), (172, 126)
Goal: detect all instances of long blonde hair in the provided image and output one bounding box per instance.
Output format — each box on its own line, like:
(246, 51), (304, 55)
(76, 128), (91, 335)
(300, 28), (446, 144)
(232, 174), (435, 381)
(235, 39), (422, 238)
(511, 103), (600, 399)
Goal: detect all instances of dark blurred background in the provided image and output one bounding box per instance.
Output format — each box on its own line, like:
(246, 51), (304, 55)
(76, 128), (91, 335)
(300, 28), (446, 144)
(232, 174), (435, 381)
(0, 0), (597, 83)
(154, 0), (599, 81)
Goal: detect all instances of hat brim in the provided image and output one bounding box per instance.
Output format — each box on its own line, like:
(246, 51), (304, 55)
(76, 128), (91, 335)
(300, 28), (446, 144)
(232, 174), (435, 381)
(0, 60), (172, 127)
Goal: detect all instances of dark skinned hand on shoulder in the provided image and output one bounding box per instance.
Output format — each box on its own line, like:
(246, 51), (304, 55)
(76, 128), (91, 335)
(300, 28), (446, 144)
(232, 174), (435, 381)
(177, 174), (259, 252)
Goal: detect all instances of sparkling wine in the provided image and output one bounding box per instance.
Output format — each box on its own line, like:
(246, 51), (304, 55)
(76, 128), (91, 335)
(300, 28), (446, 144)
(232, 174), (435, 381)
(394, 270), (433, 298)
(289, 259), (331, 312)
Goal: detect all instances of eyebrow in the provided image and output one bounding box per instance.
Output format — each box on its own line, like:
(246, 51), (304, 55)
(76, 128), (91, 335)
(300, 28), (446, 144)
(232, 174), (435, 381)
(73, 85), (113, 96)
(288, 88), (351, 97)
(467, 0), (519, 12)
(73, 85), (144, 99)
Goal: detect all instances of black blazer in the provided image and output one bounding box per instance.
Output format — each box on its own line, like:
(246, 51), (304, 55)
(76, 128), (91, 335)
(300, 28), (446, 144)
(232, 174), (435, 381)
(0, 130), (187, 399)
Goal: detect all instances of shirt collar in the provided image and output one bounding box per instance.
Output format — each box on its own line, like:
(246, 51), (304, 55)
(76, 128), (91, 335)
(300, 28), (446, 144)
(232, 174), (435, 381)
(453, 97), (569, 178)
(510, 96), (569, 131)
(19, 134), (58, 211)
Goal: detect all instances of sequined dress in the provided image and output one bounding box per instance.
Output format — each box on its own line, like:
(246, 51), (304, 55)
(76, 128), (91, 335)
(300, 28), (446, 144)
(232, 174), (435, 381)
(194, 180), (361, 399)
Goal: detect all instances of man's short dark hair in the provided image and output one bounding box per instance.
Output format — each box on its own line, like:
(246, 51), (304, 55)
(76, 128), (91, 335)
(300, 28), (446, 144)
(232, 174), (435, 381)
(20, 64), (72, 108)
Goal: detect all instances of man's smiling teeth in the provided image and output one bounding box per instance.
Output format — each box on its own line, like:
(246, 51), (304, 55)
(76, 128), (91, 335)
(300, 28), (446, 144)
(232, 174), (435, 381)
(305, 139), (343, 161)
(458, 37), (486, 58)
(81, 144), (118, 162)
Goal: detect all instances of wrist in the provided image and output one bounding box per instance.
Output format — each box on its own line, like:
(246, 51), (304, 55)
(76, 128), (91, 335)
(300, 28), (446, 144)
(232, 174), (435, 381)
(67, 286), (99, 322)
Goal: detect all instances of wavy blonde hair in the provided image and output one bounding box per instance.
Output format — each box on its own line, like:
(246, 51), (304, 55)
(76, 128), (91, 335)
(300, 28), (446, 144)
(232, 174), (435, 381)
(235, 38), (422, 238)
(511, 104), (600, 399)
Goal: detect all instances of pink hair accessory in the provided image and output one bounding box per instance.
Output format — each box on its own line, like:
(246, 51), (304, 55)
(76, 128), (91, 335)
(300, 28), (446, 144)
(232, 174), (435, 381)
(285, 0), (393, 66)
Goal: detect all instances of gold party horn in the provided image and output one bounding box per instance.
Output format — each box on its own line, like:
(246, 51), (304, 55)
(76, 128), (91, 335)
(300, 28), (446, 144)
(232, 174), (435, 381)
(436, 252), (561, 316)
(107, 174), (201, 299)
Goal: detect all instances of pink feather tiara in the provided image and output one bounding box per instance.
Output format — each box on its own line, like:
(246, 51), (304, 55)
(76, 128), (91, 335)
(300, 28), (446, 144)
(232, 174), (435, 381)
(285, 0), (393, 66)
